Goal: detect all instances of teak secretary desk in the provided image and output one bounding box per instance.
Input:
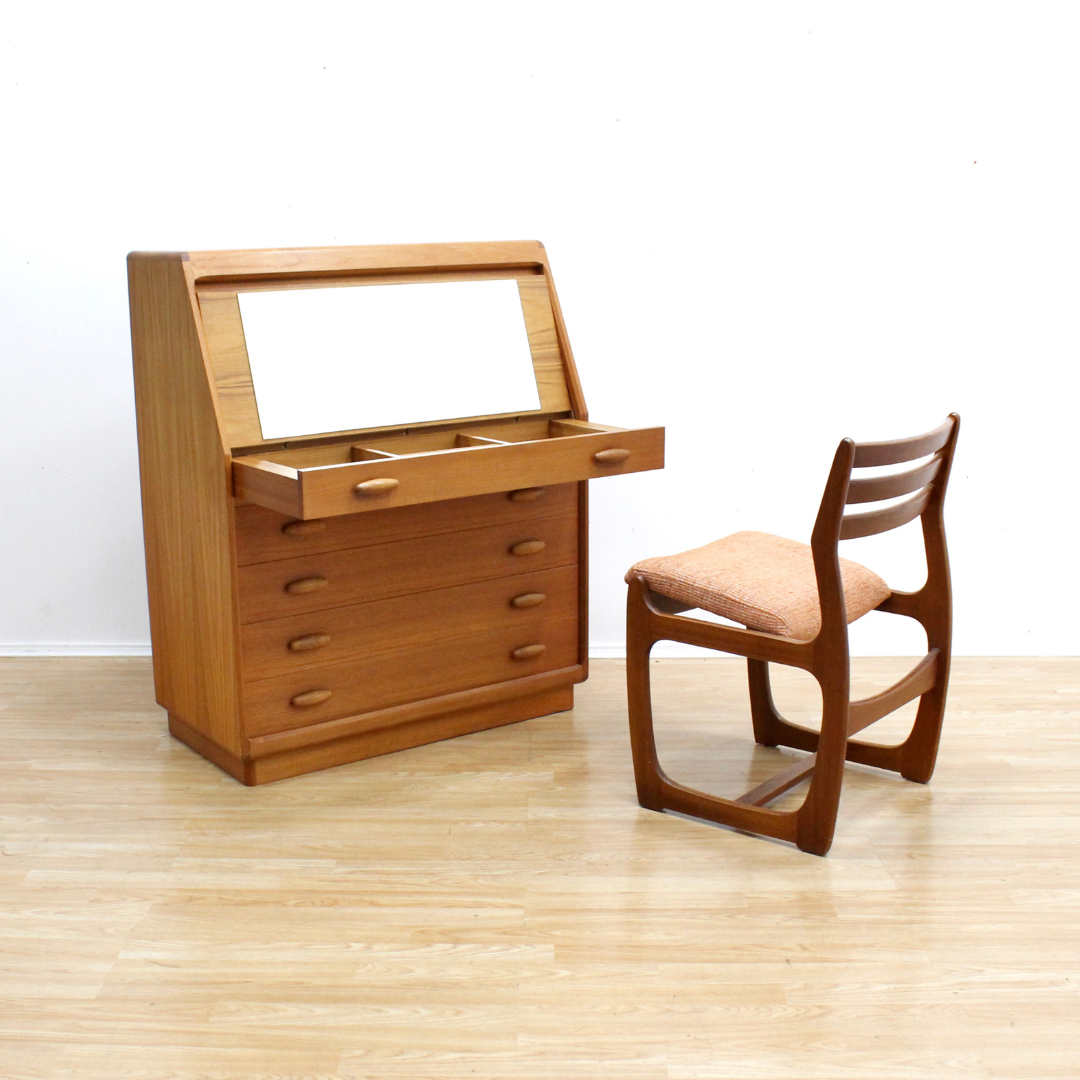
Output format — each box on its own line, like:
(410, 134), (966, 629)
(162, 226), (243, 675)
(128, 242), (664, 784)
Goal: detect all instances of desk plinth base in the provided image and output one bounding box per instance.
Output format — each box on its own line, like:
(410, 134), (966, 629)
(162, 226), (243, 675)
(167, 671), (578, 785)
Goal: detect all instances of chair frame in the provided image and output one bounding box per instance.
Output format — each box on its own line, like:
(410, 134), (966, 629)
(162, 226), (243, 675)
(625, 414), (960, 855)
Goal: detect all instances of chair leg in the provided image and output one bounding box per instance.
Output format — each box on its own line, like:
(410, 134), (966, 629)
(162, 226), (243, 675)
(897, 530), (953, 783)
(747, 659), (822, 755)
(846, 603), (952, 783)
(624, 577), (821, 853)
(794, 671), (850, 856)
(625, 582), (664, 810)
(898, 649), (951, 783)
(747, 659), (783, 747)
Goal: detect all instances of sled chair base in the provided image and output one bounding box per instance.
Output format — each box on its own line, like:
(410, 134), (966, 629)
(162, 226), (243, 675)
(625, 415), (960, 856)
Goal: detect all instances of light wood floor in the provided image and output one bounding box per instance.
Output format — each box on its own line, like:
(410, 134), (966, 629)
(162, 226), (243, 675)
(1, 657), (1077, 1079)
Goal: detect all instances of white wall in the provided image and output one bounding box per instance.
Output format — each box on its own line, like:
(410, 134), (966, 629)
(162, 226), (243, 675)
(2, 2), (1077, 656)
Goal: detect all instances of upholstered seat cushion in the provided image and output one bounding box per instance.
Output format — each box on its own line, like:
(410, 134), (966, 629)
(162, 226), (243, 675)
(626, 530), (891, 640)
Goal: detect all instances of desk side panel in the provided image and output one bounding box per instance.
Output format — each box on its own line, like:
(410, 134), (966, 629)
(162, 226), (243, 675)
(536, 248), (587, 421)
(128, 254), (242, 754)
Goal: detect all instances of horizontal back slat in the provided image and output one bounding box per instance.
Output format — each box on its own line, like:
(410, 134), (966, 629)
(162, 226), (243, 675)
(853, 418), (953, 467)
(841, 488), (931, 540)
(846, 455), (942, 504)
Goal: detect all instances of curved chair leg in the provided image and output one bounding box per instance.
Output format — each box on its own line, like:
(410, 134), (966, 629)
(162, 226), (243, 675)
(794, 670), (850, 856)
(626, 582), (803, 849)
(747, 660), (783, 747)
(747, 659), (824, 756)
(898, 649), (950, 783)
(844, 601), (952, 783)
(626, 581), (664, 810)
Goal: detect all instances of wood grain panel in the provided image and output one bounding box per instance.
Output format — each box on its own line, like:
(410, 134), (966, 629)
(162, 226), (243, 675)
(517, 276), (572, 414)
(127, 254), (242, 754)
(234, 484), (576, 565)
(238, 513), (578, 623)
(197, 292), (263, 446)
(243, 615), (580, 736)
(240, 565), (578, 680)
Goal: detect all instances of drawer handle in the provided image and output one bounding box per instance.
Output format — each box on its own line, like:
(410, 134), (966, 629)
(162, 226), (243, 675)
(509, 487), (547, 502)
(511, 643), (546, 660)
(285, 576), (328, 595)
(288, 633), (331, 652)
(510, 539), (546, 556)
(594, 448), (631, 465)
(355, 477), (400, 496)
(511, 592), (546, 609)
(281, 519), (326, 536)
(291, 689), (333, 708)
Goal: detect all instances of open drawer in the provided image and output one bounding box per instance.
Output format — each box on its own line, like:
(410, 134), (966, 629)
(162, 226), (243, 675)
(233, 418), (664, 519)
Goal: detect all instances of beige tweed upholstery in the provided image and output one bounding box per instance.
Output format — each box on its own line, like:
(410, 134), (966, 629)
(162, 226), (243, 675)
(626, 530), (891, 640)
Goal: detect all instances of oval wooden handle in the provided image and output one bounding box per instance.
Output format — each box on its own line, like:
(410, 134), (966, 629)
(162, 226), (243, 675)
(290, 689), (332, 708)
(285, 576), (328, 595)
(511, 643), (546, 660)
(281, 519), (326, 536)
(510, 540), (546, 556)
(288, 633), (331, 652)
(511, 592), (546, 609)
(355, 478), (400, 496)
(508, 487), (547, 502)
(593, 448), (631, 464)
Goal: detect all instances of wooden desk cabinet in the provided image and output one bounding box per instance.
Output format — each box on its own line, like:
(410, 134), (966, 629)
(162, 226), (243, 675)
(128, 242), (663, 784)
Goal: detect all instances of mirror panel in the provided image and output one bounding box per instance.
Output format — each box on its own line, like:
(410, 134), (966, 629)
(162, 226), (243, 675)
(238, 278), (543, 440)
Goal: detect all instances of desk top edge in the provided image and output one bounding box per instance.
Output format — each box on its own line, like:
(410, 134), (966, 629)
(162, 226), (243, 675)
(128, 241), (550, 281)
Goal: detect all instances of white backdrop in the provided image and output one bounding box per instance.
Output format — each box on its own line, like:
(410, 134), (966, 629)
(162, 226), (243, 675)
(2, 2), (1077, 656)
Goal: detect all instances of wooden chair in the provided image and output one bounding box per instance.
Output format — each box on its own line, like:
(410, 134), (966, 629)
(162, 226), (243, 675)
(624, 414), (960, 855)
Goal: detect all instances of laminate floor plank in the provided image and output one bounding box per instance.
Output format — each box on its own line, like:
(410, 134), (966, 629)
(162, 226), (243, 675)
(0, 656), (1077, 1079)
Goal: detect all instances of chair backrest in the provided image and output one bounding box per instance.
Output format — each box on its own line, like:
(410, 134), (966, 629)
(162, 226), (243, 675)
(810, 414), (960, 642)
(841, 414), (960, 540)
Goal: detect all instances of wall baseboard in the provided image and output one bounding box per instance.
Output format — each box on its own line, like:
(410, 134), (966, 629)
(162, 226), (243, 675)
(589, 643), (718, 659)
(0, 644), (1071, 659)
(7, 644), (647, 659)
(587, 644), (926, 658)
(0, 644), (721, 660)
(0, 644), (154, 657)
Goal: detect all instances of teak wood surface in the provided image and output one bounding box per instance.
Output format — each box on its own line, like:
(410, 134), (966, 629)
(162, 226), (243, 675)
(128, 242), (662, 783)
(128, 255), (243, 755)
(234, 483), (578, 564)
(242, 615), (580, 737)
(1, 655), (1076, 1078)
(232, 421), (664, 521)
(239, 565), (579, 681)
(236, 513), (579, 623)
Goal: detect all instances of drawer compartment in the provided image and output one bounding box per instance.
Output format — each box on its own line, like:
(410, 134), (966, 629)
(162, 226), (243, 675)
(243, 615), (580, 736)
(233, 418), (664, 520)
(238, 513), (578, 623)
(235, 483), (576, 565)
(240, 565), (579, 680)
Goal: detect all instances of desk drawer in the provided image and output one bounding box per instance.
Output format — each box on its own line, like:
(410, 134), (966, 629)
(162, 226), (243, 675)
(238, 513), (578, 623)
(243, 615), (579, 736)
(240, 564), (578, 680)
(233, 419), (664, 520)
(235, 484), (577, 565)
